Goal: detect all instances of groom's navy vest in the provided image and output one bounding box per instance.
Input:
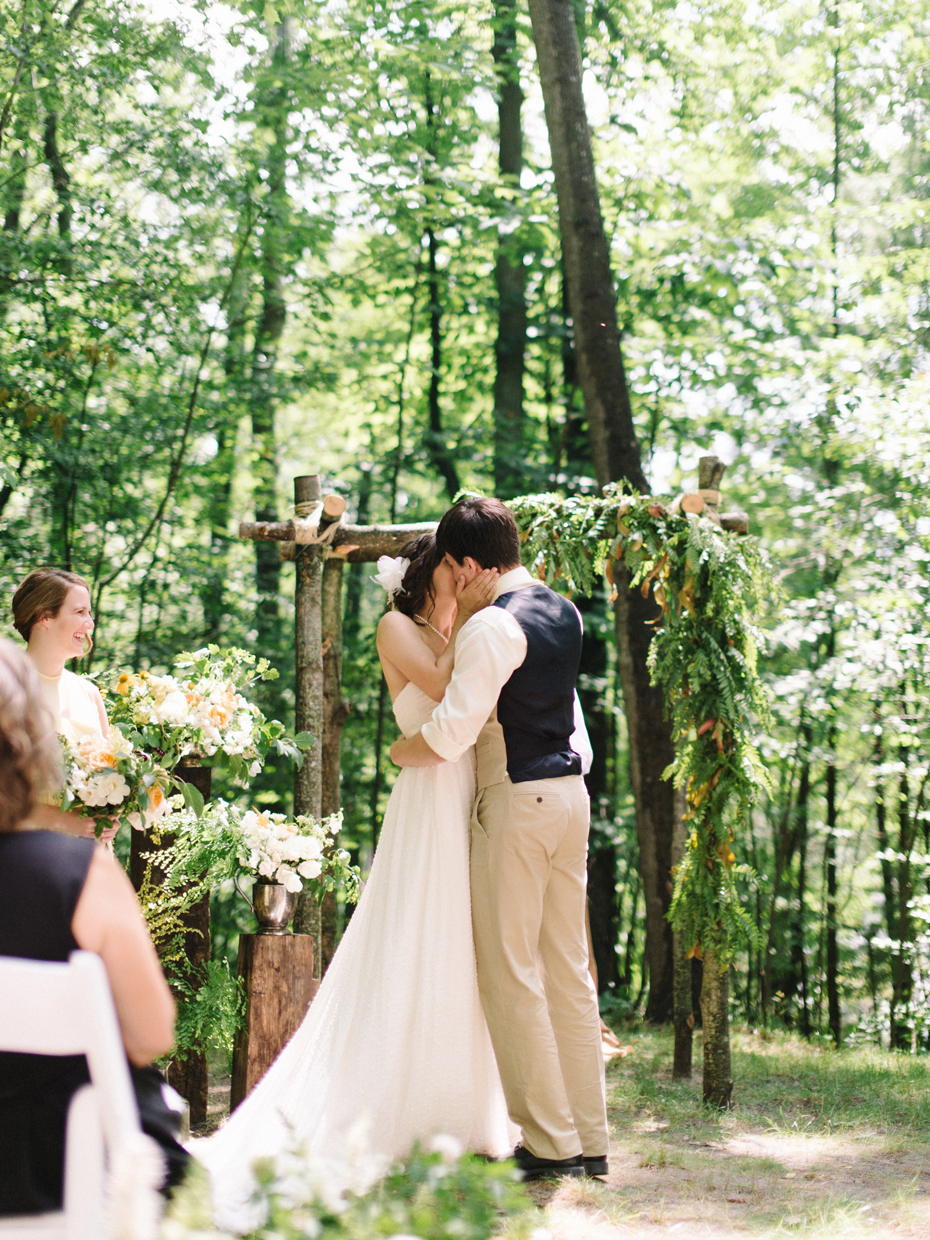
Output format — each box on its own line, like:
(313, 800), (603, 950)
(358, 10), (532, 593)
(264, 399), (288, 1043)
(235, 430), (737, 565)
(492, 585), (583, 784)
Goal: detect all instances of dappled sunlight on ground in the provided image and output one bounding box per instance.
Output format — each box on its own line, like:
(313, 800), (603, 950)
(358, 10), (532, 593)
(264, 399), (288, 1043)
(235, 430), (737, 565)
(516, 1027), (930, 1239)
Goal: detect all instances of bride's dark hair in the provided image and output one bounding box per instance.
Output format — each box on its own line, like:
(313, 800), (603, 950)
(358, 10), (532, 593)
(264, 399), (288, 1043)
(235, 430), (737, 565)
(394, 533), (441, 626)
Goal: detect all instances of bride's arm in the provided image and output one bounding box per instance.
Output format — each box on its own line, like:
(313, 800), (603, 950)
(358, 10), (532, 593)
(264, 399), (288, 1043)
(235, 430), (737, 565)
(376, 570), (498, 701)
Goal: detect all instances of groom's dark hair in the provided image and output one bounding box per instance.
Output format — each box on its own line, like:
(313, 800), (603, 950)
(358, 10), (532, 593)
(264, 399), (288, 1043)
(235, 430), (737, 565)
(436, 496), (522, 570)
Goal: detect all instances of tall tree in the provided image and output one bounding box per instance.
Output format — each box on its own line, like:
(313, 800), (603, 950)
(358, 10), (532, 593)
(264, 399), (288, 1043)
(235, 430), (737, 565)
(528, 0), (676, 1021)
(250, 17), (292, 663)
(491, 0), (527, 498)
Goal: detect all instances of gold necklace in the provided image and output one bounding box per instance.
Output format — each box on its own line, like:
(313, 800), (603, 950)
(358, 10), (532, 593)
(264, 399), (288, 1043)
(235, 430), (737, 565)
(414, 613), (449, 643)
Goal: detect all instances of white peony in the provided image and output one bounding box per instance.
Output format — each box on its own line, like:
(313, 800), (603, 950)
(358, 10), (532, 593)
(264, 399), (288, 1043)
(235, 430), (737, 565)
(297, 859), (322, 880)
(370, 555), (410, 600)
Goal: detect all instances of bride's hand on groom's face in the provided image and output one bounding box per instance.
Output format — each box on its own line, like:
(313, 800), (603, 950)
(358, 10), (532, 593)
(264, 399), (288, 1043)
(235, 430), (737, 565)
(455, 567), (499, 618)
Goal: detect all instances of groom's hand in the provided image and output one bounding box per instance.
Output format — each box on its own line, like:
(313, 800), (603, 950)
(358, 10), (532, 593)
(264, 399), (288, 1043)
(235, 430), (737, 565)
(390, 732), (445, 768)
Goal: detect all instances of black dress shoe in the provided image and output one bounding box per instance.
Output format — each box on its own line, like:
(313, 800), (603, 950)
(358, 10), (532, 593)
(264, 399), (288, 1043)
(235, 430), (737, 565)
(583, 1154), (608, 1178)
(513, 1144), (584, 1181)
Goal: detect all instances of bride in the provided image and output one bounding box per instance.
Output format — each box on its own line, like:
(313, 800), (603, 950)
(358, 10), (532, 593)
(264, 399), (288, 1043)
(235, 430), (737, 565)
(198, 533), (518, 1231)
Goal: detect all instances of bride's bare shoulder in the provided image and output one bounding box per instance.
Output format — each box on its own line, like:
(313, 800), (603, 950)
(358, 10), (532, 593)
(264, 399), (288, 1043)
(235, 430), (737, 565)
(377, 610), (418, 642)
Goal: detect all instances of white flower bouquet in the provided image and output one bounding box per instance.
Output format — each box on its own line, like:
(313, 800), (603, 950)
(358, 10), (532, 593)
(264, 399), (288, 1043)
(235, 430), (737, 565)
(58, 726), (173, 838)
(237, 808), (335, 894)
(150, 800), (361, 903)
(104, 645), (308, 798)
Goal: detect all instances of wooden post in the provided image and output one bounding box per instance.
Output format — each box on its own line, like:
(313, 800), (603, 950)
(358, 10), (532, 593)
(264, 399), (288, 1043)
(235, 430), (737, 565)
(292, 475), (324, 970)
(321, 557), (349, 973)
(230, 933), (316, 1109)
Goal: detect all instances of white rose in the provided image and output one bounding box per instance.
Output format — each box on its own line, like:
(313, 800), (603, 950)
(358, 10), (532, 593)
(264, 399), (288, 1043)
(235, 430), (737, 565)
(99, 771), (130, 805)
(297, 859), (322, 880)
(298, 837), (324, 861)
(79, 771), (128, 807)
(278, 839), (303, 863)
(277, 866), (303, 893)
(258, 858), (276, 878)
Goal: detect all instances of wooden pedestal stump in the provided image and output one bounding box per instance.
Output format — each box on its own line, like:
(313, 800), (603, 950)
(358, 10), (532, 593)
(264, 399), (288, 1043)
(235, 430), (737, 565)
(130, 762), (212, 1127)
(230, 934), (318, 1109)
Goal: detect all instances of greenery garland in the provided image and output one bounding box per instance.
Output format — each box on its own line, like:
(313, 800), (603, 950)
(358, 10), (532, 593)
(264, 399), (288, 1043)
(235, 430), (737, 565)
(509, 485), (772, 963)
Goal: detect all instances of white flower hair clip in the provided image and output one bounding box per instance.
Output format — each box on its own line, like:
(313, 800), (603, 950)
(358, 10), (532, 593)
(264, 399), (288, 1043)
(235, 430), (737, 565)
(371, 555), (410, 603)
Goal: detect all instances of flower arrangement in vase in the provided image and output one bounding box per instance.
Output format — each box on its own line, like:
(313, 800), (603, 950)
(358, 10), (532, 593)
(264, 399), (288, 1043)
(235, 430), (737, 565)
(145, 800), (361, 934)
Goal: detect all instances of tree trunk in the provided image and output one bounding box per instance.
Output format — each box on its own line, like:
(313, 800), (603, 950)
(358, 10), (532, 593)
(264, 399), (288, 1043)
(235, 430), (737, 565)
(700, 944), (732, 1109)
(613, 566), (675, 1021)
(873, 715), (896, 942)
(527, 0), (646, 493)
(203, 252), (250, 640)
(492, 0), (527, 498)
(890, 738), (914, 1050)
(794, 760), (812, 1038)
(421, 76), (459, 501)
(320, 556), (349, 973)
(424, 224), (459, 500)
(250, 18), (292, 664)
(42, 107), (72, 267)
(672, 788), (693, 1077)
(824, 721), (841, 1046)
(528, 0), (676, 1023)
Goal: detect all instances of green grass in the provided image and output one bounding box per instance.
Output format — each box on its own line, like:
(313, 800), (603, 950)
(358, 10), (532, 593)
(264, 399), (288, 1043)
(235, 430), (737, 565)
(529, 1025), (930, 1238)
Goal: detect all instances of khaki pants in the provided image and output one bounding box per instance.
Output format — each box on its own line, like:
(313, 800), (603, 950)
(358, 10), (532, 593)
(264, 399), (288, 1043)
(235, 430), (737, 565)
(470, 752), (608, 1160)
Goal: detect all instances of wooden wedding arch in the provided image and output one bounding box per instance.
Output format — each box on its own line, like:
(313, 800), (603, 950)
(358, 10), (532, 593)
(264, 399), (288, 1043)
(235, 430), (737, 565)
(233, 457), (757, 1112)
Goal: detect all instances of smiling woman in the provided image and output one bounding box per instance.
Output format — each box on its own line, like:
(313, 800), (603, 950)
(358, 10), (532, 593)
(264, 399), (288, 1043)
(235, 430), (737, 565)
(10, 569), (117, 842)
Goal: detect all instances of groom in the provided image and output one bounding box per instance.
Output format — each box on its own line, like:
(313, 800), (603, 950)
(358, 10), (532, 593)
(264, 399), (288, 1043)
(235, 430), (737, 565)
(390, 496), (609, 1180)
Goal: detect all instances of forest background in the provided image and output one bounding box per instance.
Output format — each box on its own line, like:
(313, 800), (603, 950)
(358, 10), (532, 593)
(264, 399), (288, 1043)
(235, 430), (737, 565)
(1, 0), (929, 1051)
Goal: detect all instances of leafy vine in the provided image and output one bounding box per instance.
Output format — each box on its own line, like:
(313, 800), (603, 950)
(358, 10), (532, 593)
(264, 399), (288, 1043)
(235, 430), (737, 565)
(509, 485), (773, 962)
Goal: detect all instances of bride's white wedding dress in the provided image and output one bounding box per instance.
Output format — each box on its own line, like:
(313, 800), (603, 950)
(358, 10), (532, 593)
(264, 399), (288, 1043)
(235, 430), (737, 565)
(198, 682), (517, 1232)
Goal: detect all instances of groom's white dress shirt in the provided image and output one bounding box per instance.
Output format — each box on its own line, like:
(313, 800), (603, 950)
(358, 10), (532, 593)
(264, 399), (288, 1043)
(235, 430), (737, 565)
(420, 565), (592, 772)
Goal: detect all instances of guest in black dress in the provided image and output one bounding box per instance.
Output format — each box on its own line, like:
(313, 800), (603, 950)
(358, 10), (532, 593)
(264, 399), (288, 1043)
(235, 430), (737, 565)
(0, 636), (187, 1214)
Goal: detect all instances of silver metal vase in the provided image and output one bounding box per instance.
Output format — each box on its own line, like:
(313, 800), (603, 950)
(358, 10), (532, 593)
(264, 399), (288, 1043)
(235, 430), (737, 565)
(252, 881), (297, 935)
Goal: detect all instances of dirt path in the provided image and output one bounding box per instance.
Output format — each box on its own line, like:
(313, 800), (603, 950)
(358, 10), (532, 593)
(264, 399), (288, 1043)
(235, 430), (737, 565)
(521, 1032), (930, 1239)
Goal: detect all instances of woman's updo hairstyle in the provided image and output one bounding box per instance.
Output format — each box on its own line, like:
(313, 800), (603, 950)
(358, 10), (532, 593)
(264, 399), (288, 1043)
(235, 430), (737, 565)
(0, 638), (63, 831)
(393, 533), (441, 627)
(12, 567), (89, 641)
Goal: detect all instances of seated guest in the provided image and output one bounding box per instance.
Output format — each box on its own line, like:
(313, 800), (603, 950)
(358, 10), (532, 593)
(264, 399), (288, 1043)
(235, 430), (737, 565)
(0, 638), (188, 1214)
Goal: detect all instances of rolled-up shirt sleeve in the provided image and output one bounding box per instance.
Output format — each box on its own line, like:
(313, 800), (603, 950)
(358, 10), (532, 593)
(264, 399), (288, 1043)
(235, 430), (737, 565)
(420, 608), (527, 762)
